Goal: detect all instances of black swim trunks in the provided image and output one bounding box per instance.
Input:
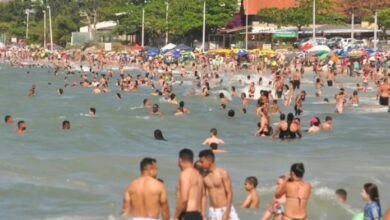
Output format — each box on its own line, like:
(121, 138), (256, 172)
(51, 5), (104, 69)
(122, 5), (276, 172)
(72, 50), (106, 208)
(327, 80), (333, 87)
(293, 80), (300, 90)
(276, 91), (283, 99)
(179, 211), (202, 220)
(379, 96), (389, 106)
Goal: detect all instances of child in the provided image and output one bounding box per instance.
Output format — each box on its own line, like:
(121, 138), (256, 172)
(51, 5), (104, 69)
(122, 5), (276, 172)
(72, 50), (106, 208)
(241, 176), (260, 209)
(335, 188), (347, 204)
(361, 183), (382, 220)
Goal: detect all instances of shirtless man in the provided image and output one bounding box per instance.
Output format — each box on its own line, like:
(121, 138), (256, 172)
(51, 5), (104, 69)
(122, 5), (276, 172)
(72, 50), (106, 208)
(16, 120), (26, 135)
(4, 115), (13, 125)
(384, 209), (390, 220)
(379, 78), (390, 106)
(198, 150), (239, 220)
(203, 128), (224, 145)
(150, 104), (163, 116)
(174, 149), (204, 220)
(275, 163), (311, 220)
(122, 157), (170, 220)
(292, 70), (301, 90)
(335, 91), (346, 114)
(321, 116), (333, 131)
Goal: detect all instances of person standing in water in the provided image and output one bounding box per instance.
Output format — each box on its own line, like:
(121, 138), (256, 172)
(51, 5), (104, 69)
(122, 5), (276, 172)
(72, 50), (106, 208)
(261, 175), (287, 220)
(16, 120), (27, 135)
(379, 78), (389, 106)
(198, 149), (239, 220)
(361, 183), (382, 220)
(275, 163), (311, 220)
(121, 158), (170, 220)
(203, 128), (224, 145)
(174, 149), (204, 220)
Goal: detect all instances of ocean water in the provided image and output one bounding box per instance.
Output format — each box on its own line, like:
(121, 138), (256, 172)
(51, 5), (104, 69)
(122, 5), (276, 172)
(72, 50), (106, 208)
(0, 64), (389, 220)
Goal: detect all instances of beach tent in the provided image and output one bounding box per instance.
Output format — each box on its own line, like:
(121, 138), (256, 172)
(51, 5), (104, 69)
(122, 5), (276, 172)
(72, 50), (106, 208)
(174, 44), (192, 51)
(161, 43), (176, 51)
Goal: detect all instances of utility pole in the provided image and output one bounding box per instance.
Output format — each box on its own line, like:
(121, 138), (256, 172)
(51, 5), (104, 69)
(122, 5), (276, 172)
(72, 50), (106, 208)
(351, 11), (355, 40)
(202, 0), (206, 52)
(26, 9), (30, 40)
(245, 0), (249, 50)
(312, 0), (316, 40)
(43, 10), (47, 48)
(47, 5), (53, 51)
(165, 1), (169, 45)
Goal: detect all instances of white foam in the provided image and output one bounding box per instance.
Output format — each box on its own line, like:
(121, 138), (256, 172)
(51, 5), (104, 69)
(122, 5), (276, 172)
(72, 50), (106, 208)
(130, 106), (143, 110)
(135, 116), (150, 120)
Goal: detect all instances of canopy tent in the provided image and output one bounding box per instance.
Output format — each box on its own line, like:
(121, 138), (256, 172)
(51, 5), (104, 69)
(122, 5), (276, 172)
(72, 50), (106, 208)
(161, 43), (176, 51)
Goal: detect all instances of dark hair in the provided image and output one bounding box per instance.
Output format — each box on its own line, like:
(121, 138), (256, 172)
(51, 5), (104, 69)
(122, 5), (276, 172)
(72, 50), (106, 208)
(179, 101), (184, 108)
(179, 148), (194, 162)
(228, 109), (235, 117)
(287, 113), (294, 123)
(291, 163), (305, 178)
(154, 129), (166, 141)
(140, 157), (156, 172)
(4, 115), (11, 123)
(221, 103), (226, 109)
(219, 93), (225, 98)
(245, 176), (258, 187)
(170, 93), (176, 100)
(273, 100), (278, 104)
(210, 128), (217, 136)
(90, 108), (96, 114)
(280, 113), (286, 121)
(242, 108), (247, 114)
(62, 120), (70, 129)
(336, 189), (347, 201)
(199, 149), (215, 162)
(364, 183), (381, 208)
(143, 98), (149, 105)
(58, 88), (63, 94)
(325, 116), (332, 121)
(210, 143), (218, 150)
(17, 120), (25, 127)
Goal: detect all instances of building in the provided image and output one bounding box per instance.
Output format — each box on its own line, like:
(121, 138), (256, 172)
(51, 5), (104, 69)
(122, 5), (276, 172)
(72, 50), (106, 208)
(243, 0), (296, 15)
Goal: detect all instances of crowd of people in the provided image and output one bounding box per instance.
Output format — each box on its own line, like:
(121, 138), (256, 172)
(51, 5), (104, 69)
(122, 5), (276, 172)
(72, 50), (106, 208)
(1, 46), (390, 219)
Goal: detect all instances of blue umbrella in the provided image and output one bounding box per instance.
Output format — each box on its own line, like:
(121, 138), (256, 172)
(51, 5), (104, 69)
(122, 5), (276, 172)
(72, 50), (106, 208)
(237, 49), (247, 57)
(147, 48), (160, 57)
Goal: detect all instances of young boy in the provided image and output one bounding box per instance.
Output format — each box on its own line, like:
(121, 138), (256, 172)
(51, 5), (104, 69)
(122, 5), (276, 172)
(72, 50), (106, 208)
(241, 176), (260, 208)
(335, 188), (347, 204)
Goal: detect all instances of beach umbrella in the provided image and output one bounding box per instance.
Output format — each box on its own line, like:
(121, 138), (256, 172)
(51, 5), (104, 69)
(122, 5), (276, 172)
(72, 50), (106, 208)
(147, 48), (160, 57)
(130, 44), (144, 51)
(237, 49), (247, 57)
(307, 45), (331, 53)
(161, 43), (176, 52)
(175, 44), (191, 51)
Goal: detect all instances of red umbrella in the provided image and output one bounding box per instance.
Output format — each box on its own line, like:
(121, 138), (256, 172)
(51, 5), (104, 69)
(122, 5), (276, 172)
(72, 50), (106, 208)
(130, 44), (144, 51)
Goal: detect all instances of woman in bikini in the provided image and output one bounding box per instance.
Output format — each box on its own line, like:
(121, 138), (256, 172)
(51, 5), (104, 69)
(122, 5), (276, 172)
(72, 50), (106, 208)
(275, 163), (312, 220)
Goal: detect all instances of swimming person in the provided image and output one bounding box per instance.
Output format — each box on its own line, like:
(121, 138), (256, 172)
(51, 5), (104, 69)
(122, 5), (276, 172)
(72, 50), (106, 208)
(198, 150), (240, 220)
(154, 129), (166, 141)
(28, 84), (36, 97)
(260, 175), (287, 220)
(62, 120), (70, 130)
(227, 109), (235, 118)
(275, 163), (311, 220)
(16, 120), (27, 135)
(202, 128), (224, 145)
(57, 88), (64, 95)
(240, 176), (260, 209)
(175, 101), (190, 116)
(361, 183), (382, 220)
(335, 189), (347, 204)
(88, 108), (96, 117)
(143, 98), (152, 108)
(174, 149), (204, 220)
(4, 115), (13, 125)
(307, 117), (321, 134)
(121, 158), (170, 220)
(321, 116), (333, 131)
(150, 104), (162, 116)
